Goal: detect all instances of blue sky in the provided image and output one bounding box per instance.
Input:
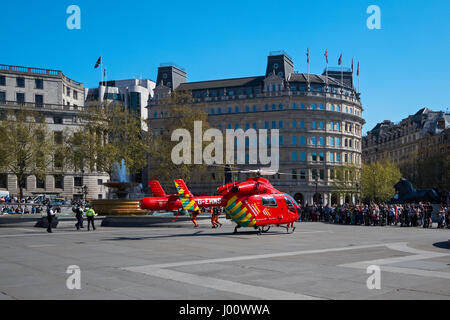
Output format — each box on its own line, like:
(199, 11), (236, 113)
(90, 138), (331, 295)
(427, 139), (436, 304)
(1, 0), (449, 133)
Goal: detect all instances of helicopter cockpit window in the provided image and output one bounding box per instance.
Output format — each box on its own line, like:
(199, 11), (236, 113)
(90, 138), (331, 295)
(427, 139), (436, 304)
(262, 196), (277, 207)
(284, 197), (296, 211)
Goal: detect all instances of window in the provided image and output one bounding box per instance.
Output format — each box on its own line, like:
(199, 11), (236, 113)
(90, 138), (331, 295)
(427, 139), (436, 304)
(35, 79), (43, 89)
(336, 137), (341, 146)
(264, 121), (269, 129)
(0, 91), (5, 102)
(292, 170), (297, 180)
(319, 137), (324, 146)
(253, 105), (257, 112)
(300, 136), (306, 145)
(300, 169), (306, 180)
(272, 104), (276, 110)
(285, 197), (296, 211)
(330, 104), (335, 111)
(319, 152), (324, 161)
(54, 175), (63, 189)
(312, 136), (317, 145)
(262, 196), (277, 207)
(53, 116), (63, 124)
(319, 104), (324, 110)
(36, 177), (45, 189)
(330, 121), (334, 130)
(330, 137), (335, 146)
(291, 152), (297, 161)
(0, 76), (5, 86)
(245, 106), (250, 112)
(264, 104), (269, 111)
(336, 122), (340, 131)
(300, 120), (305, 128)
(217, 108), (222, 114)
(73, 90), (78, 100)
(74, 177), (83, 187)
(292, 103), (297, 109)
(319, 169), (324, 180)
(279, 136), (283, 145)
(67, 87), (71, 97)
(54, 154), (63, 168)
(312, 121), (316, 129)
(16, 77), (25, 88)
(16, 92), (25, 104)
(235, 106), (239, 113)
(336, 105), (341, 112)
(336, 153), (341, 162)
(278, 104), (283, 110)
(292, 120), (297, 128)
(319, 121), (324, 129)
(300, 152), (306, 161)
(245, 123), (250, 130)
(210, 108), (215, 114)
(292, 136), (297, 145)
(252, 122), (257, 129)
(271, 121), (276, 129)
(312, 104), (317, 110)
(35, 94), (43, 106)
(228, 107), (232, 113)
(0, 173), (7, 188)
(54, 131), (63, 144)
(278, 120), (283, 129)
(312, 152), (317, 161)
(330, 152), (335, 162)
(300, 103), (305, 109)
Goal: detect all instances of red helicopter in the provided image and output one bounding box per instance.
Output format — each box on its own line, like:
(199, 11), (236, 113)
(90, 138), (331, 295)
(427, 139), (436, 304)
(140, 170), (300, 234)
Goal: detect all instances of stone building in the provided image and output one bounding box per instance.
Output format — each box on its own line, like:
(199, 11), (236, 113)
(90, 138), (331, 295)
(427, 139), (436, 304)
(0, 64), (109, 200)
(148, 52), (364, 205)
(362, 108), (450, 164)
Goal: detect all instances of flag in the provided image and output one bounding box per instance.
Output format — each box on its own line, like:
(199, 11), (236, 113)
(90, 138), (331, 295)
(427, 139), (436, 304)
(307, 48), (309, 64)
(338, 54), (342, 65)
(94, 56), (102, 69)
(324, 49), (328, 64)
(104, 66), (106, 78)
(357, 62), (359, 76)
(351, 58), (354, 73)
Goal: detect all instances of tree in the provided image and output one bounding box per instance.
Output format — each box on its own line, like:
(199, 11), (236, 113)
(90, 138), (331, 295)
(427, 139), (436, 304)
(330, 164), (361, 203)
(0, 109), (55, 198)
(361, 160), (401, 202)
(64, 102), (152, 182)
(148, 91), (212, 185)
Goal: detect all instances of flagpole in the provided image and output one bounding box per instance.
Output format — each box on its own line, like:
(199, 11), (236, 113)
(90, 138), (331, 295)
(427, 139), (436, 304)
(100, 55), (103, 87)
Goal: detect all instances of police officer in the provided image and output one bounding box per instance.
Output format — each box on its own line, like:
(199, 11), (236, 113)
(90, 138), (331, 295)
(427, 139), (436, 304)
(46, 205), (56, 233)
(85, 206), (97, 231)
(75, 205), (84, 230)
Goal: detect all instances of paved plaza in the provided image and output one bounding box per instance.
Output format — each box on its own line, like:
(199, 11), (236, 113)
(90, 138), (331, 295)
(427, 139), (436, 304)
(0, 219), (449, 300)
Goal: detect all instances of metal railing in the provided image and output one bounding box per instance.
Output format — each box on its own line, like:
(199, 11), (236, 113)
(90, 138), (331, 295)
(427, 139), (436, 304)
(0, 100), (83, 112)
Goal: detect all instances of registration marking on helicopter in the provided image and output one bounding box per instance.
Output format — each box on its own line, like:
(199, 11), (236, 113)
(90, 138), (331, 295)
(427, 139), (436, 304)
(122, 242), (413, 300)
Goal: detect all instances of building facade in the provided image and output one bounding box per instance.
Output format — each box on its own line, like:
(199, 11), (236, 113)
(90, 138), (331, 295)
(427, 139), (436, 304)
(148, 52), (365, 205)
(0, 64), (109, 200)
(85, 78), (155, 131)
(362, 108), (450, 164)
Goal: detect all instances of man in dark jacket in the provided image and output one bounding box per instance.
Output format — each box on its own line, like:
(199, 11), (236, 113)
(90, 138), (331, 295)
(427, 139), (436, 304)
(75, 205), (84, 230)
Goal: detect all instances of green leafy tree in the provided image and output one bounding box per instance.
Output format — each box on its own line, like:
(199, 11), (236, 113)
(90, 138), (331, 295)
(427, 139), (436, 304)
(361, 160), (401, 202)
(330, 164), (361, 203)
(0, 109), (55, 198)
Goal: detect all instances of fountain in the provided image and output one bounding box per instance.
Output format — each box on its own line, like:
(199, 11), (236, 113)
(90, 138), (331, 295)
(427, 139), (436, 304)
(90, 160), (147, 216)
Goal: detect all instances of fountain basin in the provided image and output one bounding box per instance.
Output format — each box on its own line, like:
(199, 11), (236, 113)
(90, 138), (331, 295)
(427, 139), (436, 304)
(91, 199), (147, 216)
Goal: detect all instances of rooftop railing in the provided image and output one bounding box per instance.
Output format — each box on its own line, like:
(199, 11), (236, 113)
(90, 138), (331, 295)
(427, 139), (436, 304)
(0, 100), (83, 112)
(0, 64), (83, 87)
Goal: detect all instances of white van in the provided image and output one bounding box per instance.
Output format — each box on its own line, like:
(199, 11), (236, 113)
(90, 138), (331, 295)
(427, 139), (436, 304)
(0, 190), (9, 198)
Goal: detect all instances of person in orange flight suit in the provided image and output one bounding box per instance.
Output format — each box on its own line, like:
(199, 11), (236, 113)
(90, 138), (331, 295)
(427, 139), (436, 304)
(211, 207), (222, 228)
(191, 209), (200, 227)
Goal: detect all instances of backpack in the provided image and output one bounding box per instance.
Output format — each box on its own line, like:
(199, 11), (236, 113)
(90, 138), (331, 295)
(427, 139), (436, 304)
(72, 206), (78, 213)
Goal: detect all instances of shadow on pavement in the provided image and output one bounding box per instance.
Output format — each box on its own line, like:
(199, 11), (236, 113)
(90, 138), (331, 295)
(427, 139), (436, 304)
(432, 241), (450, 250)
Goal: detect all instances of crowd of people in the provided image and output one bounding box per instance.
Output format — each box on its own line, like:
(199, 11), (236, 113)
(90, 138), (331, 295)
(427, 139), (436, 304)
(298, 202), (450, 229)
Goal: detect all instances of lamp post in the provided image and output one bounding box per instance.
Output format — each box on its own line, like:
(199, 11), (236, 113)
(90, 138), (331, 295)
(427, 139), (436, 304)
(82, 185), (88, 202)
